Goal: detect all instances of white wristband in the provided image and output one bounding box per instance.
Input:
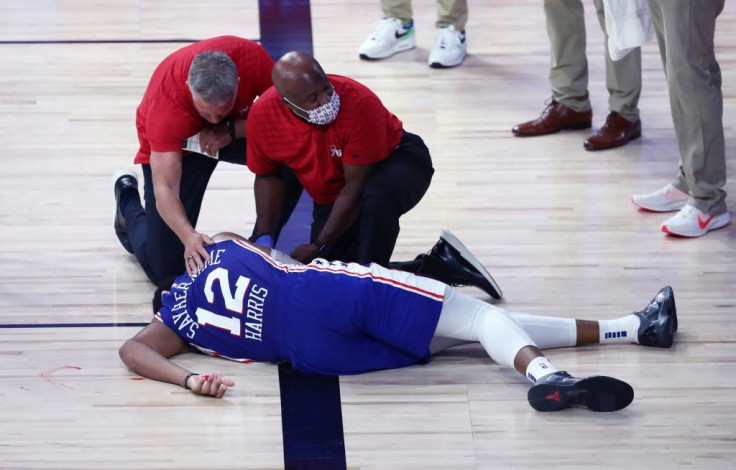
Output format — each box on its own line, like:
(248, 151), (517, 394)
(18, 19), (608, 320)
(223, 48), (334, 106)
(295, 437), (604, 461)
(270, 249), (301, 265)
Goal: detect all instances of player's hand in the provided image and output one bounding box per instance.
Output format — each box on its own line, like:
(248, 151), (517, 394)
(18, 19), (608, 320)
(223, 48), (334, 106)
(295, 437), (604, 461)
(290, 243), (320, 264)
(186, 373), (235, 398)
(199, 125), (230, 157)
(183, 232), (214, 277)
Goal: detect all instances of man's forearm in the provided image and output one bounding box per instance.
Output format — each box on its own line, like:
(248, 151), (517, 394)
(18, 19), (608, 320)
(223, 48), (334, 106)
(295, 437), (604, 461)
(316, 163), (374, 246)
(155, 187), (196, 243)
(119, 338), (190, 388)
(254, 175), (285, 236)
(233, 118), (246, 139)
(316, 191), (360, 245)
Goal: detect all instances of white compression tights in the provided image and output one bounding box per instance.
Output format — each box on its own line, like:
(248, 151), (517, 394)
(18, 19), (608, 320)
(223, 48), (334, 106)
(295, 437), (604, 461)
(431, 288), (578, 369)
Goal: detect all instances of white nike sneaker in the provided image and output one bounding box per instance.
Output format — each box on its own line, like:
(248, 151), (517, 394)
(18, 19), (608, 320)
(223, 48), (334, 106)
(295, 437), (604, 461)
(661, 205), (730, 237)
(358, 18), (415, 60)
(428, 25), (466, 68)
(631, 184), (689, 212)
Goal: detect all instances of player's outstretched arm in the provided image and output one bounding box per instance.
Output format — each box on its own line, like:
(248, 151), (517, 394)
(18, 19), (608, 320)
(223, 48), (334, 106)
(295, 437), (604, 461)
(119, 321), (235, 398)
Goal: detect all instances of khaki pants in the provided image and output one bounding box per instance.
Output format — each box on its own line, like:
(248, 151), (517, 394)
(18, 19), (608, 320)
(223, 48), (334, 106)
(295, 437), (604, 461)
(648, 0), (727, 215)
(381, 0), (468, 30)
(545, 0), (641, 122)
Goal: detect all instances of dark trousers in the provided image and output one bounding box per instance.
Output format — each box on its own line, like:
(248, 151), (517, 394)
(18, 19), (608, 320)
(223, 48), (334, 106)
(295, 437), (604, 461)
(310, 131), (434, 267)
(121, 139), (303, 285)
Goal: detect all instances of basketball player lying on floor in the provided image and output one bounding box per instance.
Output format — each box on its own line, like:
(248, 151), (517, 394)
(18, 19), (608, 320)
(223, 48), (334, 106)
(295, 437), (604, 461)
(119, 231), (677, 412)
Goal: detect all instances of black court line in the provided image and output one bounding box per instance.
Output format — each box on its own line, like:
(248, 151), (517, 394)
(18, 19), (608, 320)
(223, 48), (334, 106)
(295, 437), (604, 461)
(0, 39), (205, 45)
(0, 322), (149, 329)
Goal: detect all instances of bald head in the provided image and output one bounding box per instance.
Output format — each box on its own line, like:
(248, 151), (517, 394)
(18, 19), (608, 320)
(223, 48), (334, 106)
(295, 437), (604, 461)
(272, 51), (328, 104)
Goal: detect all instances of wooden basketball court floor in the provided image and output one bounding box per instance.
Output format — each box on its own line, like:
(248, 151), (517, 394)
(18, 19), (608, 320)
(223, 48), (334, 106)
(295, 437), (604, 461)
(0, 0), (734, 468)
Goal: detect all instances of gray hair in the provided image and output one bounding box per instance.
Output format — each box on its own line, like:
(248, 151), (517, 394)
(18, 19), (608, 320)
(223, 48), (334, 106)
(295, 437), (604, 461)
(187, 51), (239, 104)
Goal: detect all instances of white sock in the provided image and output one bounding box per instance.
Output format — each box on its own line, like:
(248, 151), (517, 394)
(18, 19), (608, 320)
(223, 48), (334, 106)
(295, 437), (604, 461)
(525, 357), (558, 384)
(599, 315), (641, 344)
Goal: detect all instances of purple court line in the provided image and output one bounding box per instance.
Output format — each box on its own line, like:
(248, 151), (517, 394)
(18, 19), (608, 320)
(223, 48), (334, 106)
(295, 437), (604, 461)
(258, 2), (346, 469)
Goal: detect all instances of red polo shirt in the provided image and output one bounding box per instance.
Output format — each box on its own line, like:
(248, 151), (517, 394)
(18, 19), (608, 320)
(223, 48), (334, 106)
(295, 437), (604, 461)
(134, 36), (274, 164)
(246, 75), (404, 205)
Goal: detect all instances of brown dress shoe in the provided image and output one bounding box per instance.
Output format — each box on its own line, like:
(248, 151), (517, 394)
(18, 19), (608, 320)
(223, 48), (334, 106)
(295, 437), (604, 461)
(584, 112), (641, 151)
(512, 100), (592, 137)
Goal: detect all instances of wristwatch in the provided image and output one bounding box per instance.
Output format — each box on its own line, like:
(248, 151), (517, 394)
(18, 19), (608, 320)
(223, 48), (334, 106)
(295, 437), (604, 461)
(313, 238), (328, 255)
(225, 118), (237, 141)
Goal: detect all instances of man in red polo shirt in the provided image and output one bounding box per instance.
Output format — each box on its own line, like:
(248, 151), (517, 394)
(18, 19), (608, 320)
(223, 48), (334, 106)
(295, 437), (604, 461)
(112, 36), (301, 285)
(246, 51), (500, 298)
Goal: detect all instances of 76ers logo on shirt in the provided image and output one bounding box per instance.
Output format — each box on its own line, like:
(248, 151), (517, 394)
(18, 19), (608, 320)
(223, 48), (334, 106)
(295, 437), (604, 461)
(330, 145), (343, 158)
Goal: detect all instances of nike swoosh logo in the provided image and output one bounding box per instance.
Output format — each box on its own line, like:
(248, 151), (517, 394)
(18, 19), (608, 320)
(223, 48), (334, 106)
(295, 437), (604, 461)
(395, 29), (411, 39)
(698, 214), (714, 229)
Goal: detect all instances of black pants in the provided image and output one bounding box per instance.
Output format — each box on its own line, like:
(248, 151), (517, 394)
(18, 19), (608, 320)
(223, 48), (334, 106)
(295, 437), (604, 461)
(310, 131), (434, 267)
(121, 139), (303, 285)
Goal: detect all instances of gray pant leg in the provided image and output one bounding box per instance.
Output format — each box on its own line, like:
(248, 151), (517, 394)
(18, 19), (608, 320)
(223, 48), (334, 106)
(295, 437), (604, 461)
(381, 0), (412, 23)
(593, 0), (642, 122)
(648, 0), (727, 215)
(436, 0), (468, 29)
(545, 0), (591, 112)
(382, 0), (468, 29)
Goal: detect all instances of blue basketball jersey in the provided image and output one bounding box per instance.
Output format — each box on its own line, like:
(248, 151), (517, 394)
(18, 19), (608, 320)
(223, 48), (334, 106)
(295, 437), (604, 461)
(156, 239), (447, 375)
(157, 240), (290, 363)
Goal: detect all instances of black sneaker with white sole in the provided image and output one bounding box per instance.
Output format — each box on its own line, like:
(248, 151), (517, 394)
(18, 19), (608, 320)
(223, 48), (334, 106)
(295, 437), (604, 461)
(428, 230), (502, 299)
(528, 371), (634, 412)
(113, 169), (139, 254)
(389, 230), (502, 299)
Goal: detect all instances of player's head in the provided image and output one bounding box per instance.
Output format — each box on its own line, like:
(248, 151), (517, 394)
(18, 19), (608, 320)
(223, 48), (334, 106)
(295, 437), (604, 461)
(272, 51), (339, 125)
(187, 51), (239, 123)
(152, 276), (178, 315)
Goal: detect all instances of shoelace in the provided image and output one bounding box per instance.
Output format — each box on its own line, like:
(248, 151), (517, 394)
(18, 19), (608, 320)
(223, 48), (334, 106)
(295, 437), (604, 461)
(673, 204), (698, 219)
(652, 184), (687, 200)
(371, 18), (403, 39)
(652, 184), (674, 197)
(538, 99), (558, 120)
(434, 27), (461, 49)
